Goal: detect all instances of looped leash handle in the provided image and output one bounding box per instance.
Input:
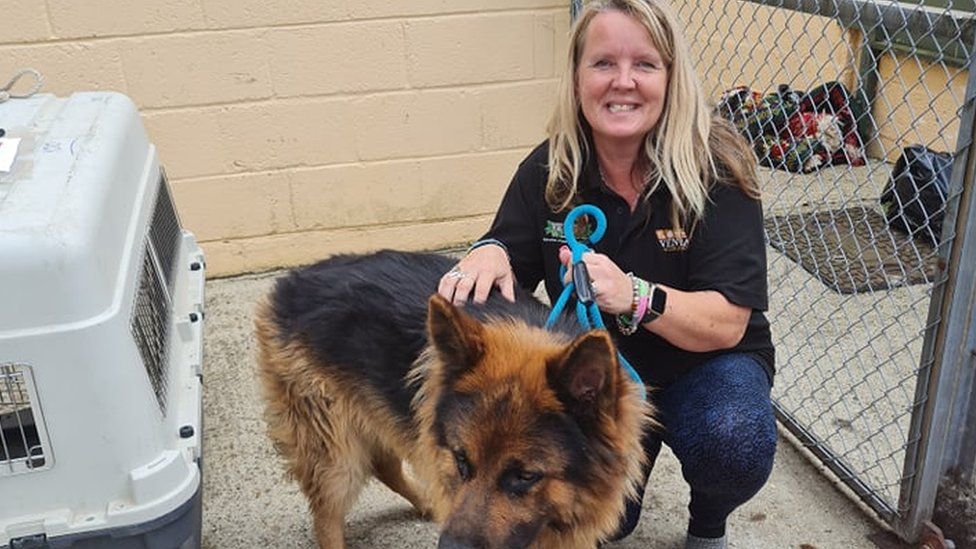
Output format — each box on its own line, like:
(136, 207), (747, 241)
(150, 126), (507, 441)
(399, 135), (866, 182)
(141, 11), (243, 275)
(562, 204), (607, 260)
(562, 204), (607, 306)
(546, 204), (606, 329)
(545, 204), (646, 400)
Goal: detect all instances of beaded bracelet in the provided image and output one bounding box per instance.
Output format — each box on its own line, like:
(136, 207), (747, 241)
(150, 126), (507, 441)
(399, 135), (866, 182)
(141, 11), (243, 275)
(616, 273), (650, 336)
(633, 292), (649, 326)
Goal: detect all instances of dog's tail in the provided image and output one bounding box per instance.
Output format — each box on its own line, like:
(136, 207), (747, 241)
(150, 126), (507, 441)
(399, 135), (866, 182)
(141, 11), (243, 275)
(253, 296), (287, 384)
(253, 297), (307, 468)
(253, 297), (282, 404)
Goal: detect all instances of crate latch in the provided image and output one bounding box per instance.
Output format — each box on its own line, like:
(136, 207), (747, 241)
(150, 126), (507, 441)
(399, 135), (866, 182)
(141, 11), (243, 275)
(10, 533), (48, 549)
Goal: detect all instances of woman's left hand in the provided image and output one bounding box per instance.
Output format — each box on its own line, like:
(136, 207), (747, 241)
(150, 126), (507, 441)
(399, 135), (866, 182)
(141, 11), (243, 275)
(558, 246), (632, 315)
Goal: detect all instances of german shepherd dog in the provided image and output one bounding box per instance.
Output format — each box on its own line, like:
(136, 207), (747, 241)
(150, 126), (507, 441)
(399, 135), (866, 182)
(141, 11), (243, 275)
(255, 250), (651, 548)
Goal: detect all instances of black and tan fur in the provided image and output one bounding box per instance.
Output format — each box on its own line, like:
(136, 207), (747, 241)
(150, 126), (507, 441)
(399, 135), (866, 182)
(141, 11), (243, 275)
(255, 250), (651, 548)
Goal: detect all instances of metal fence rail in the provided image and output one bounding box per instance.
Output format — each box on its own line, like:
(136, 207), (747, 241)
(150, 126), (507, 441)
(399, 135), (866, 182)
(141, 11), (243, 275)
(672, 0), (975, 542)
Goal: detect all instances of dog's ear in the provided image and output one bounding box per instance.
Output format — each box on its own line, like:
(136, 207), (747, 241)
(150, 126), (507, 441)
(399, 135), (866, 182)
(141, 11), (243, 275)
(427, 294), (485, 381)
(547, 330), (618, 421)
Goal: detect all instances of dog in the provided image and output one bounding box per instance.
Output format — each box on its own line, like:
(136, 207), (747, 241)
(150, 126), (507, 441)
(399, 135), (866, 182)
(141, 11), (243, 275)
(255, 250), (651, 548)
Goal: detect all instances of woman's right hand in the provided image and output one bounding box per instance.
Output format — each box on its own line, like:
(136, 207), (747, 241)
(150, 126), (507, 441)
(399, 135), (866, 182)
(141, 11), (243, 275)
(438, 244), (516, 305)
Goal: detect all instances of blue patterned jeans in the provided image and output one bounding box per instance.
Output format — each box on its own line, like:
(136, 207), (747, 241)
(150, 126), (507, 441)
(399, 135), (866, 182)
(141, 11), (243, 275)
(611, 353), (778, 540)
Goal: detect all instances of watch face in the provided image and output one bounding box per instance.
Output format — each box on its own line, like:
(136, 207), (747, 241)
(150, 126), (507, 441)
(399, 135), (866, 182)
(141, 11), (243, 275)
(650, 285), (667, 315)
(651, 285), (668, 315)
(640, 285), (666, 324)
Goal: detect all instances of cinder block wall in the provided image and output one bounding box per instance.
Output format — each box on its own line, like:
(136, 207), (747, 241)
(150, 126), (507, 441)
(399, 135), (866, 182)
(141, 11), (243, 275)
(0, 0), (571, 276)
(4, 1), (961, 277)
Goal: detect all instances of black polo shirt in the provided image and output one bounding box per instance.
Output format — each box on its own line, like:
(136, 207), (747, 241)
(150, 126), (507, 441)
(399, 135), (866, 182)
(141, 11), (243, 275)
(481, 141), (775, 387)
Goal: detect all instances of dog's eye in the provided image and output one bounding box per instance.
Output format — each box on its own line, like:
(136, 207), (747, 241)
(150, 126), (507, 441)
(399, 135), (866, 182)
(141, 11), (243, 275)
(504, 470), (543, 496)
(518, 471), (542, 483)
(453, 450), (472, 481)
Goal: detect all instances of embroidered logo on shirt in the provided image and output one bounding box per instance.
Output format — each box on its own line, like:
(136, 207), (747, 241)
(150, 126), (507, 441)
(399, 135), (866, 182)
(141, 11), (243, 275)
(543, 218), (594, 243)
(656, 228), (690, 252)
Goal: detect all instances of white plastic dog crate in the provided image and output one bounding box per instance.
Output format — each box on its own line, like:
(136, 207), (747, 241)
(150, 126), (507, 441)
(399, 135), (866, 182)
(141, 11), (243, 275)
(0, 92), (204, 548)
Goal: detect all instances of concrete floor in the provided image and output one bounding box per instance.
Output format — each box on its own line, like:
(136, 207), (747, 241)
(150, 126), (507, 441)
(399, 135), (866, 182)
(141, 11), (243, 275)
(199, 269), (910, 549)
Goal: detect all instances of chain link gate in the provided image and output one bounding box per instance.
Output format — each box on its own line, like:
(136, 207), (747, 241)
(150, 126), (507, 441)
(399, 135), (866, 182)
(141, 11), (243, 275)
(663, 0), (976, 542)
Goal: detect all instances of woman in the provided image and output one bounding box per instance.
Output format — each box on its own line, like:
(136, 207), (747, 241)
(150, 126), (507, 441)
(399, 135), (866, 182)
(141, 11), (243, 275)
(438, 1), (776, 548)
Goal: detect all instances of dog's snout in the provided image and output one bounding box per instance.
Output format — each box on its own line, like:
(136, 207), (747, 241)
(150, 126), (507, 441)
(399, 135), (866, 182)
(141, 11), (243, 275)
(437, 534), (467, 549)
(437, 533), (479, 549)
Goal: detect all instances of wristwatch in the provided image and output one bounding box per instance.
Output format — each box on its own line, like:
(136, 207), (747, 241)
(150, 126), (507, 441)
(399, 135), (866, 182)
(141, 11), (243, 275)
(639, 283), (667, 324)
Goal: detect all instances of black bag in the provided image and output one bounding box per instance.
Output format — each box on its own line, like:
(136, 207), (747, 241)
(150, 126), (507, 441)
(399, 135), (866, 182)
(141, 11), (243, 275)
(880, 145), (953, 244)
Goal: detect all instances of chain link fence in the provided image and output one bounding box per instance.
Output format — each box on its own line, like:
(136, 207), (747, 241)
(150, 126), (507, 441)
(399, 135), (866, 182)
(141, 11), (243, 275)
(673, 0), (975, 542)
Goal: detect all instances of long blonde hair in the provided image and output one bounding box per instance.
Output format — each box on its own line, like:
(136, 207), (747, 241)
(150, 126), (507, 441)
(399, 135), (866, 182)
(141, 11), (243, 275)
(546, 0), (758, 228)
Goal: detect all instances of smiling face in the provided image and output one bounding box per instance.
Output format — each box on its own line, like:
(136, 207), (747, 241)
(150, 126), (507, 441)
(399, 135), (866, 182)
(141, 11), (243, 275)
(576, 10), (669, 152)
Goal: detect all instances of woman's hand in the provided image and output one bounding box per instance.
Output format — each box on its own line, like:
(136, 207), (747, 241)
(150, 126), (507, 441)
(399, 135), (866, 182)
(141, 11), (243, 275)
(438, 244), (516, 305)
(557, 246), (632, 315)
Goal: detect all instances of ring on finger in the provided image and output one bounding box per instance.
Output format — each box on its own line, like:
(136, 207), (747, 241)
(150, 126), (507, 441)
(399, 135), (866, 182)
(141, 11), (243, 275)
(590, 280), (599, 294)
(447, 266), (467, 279)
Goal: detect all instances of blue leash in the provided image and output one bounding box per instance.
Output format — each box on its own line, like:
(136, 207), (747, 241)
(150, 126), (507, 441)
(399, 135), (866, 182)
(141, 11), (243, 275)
(544, 204), (647, 400)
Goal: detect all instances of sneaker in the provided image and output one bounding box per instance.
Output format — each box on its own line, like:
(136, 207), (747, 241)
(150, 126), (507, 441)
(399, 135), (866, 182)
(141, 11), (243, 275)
(685, 533), (727, 549)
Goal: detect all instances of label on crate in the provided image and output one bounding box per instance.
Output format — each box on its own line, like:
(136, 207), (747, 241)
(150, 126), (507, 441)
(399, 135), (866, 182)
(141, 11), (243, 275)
(0, 137), (21, 172)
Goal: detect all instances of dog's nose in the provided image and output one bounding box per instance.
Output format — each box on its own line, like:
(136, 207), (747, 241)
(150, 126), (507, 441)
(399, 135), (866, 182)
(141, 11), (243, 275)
(437, 533), (476, 549)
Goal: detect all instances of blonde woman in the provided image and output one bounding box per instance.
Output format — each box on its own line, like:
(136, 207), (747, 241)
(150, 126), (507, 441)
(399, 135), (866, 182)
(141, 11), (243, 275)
(439, 1), (776, 547)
